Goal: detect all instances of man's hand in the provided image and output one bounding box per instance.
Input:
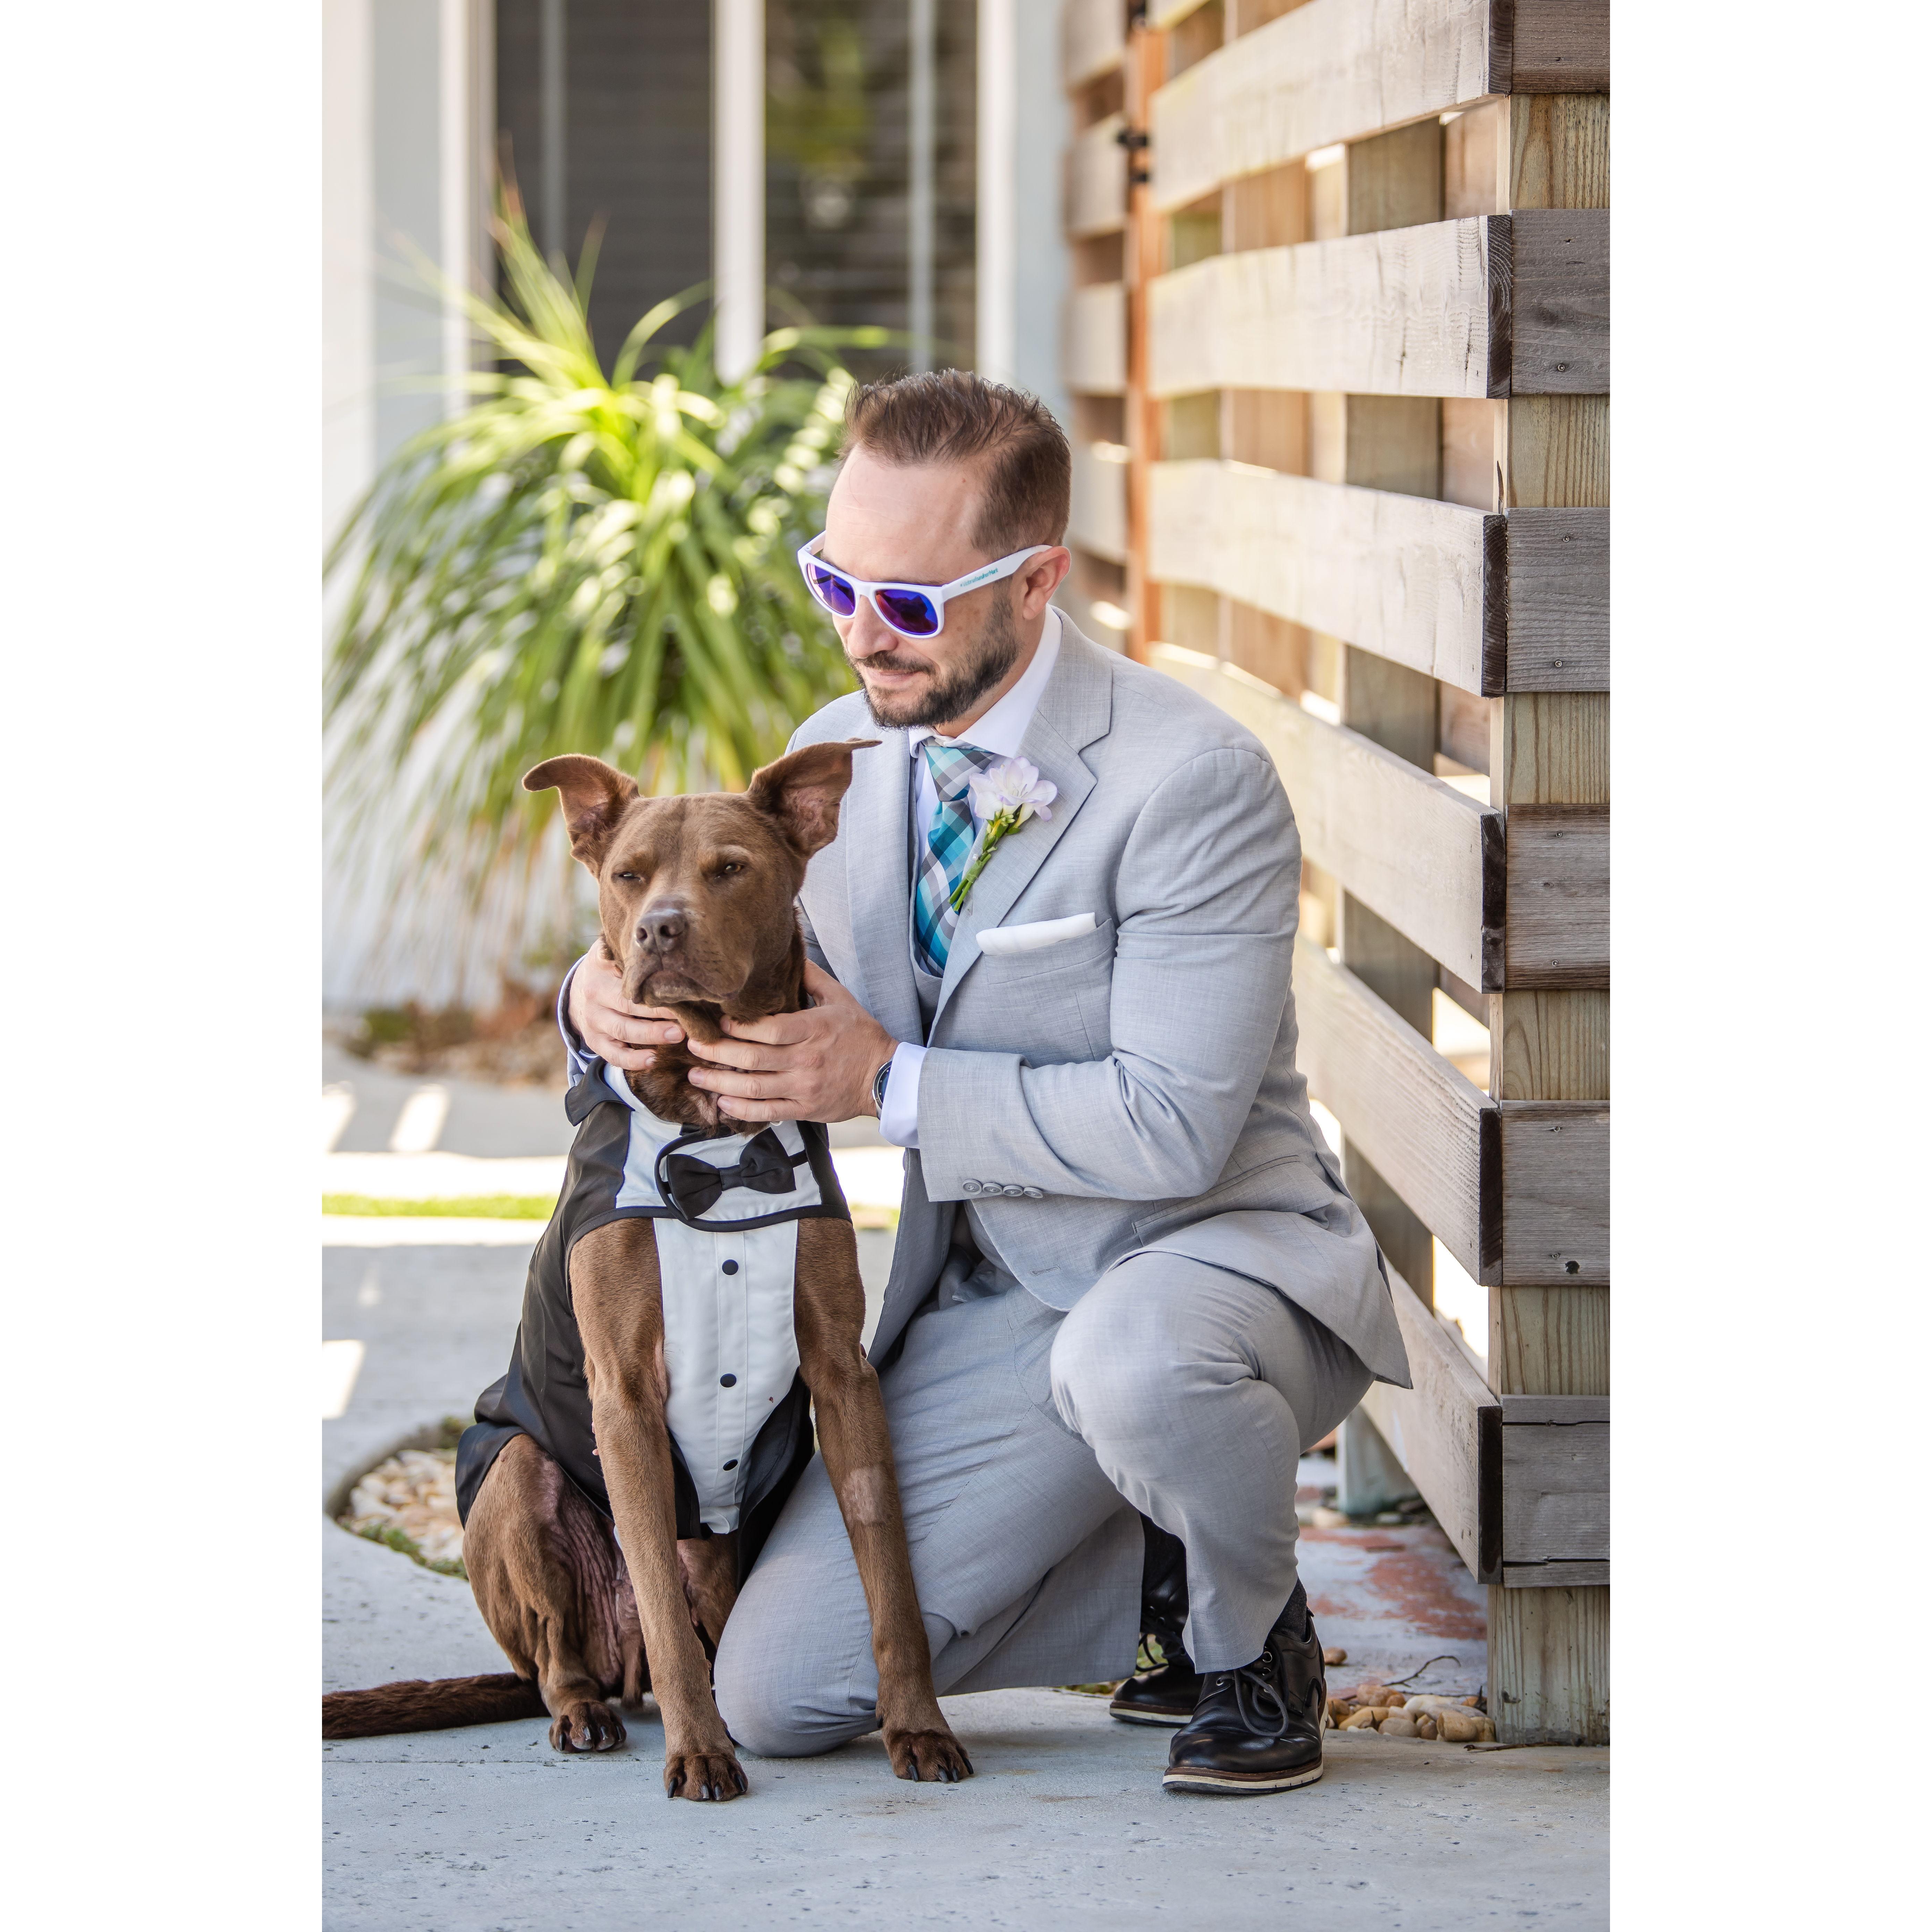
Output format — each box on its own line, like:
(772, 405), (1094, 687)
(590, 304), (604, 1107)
(567, 947), (687, 1071)
(685, 961), (898, 1124)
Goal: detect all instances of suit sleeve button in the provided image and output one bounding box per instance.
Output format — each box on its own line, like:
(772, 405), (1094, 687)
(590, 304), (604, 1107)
(1023, 1187), (1043, 1199)
(961, 1179), (982, 1195)
(1002, 1183), (1026, 1197)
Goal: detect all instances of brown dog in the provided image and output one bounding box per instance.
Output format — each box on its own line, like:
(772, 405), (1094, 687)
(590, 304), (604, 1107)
(323, 739), (972, 1799)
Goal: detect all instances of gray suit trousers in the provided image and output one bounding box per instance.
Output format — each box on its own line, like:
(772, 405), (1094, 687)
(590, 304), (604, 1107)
(712, 1253), (1371, 1758)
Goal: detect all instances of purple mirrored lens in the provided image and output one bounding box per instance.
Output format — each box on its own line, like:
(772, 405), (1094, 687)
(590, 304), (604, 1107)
(808, 562), (857, 616)
(874, 586), (941, 636)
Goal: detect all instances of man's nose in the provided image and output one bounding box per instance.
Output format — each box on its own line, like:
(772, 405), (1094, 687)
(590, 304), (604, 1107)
(637, 900), (688, 949)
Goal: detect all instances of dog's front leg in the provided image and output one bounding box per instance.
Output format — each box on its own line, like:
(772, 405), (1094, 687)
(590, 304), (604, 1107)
(794, 1220), (973, 1783)
(573, 1220), (747, 1802)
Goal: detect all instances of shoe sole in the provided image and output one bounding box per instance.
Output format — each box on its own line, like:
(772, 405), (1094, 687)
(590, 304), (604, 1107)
(1109, 1704), (1192, 1728)
(1161, 1760), (1324, 1796)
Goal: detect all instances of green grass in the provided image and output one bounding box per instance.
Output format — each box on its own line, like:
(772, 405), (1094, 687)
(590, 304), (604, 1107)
(323, 1193), (555, 1220)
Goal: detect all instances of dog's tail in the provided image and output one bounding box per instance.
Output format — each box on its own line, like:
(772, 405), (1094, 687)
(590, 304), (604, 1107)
(322, 1672), (547, 1739)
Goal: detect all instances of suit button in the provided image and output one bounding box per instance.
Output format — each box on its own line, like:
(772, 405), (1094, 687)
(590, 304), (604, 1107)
(721, 1259), (739, 1275)
(722, 1458), (738, 1471)
(1023, 1187), (1044, 1200)
(720, 1374), (737, 1387)
(1002, 1184), (1026, 1197)
(961, 1179), (982, 1195)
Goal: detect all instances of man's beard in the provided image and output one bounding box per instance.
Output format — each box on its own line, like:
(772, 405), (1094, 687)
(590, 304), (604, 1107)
(850, 595), (1024, 731)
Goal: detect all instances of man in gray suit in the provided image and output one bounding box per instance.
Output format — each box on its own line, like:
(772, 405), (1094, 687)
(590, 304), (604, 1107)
(564, 371), (1409, 1794)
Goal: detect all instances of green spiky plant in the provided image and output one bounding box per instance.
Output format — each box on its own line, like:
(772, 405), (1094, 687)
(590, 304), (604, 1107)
(325, 193), (881, 973)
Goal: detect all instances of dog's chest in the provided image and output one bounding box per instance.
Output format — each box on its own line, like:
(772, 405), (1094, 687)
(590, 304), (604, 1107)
(596, 1066), (830, 1533)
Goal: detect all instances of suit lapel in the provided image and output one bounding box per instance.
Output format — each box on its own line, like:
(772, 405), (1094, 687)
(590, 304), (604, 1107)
(840, 728), (923, 1046)
(932, 622), (1116, 1024)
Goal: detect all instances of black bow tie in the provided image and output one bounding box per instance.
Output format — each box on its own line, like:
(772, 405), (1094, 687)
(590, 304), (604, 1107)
(657, 1129), (810, 1222)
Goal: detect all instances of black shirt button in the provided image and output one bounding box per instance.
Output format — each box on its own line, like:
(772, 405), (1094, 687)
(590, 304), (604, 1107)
(722, 1458), (738, 1471)
(720, 1373), (737, 1387)
(721, 1259), (739, 1275)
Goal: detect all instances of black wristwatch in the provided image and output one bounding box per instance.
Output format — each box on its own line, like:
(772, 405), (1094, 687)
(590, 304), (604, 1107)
(871, 1055), (893, 1117)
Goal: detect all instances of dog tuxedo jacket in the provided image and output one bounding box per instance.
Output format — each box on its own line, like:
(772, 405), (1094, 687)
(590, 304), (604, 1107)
(456, 1057), (852, 1563)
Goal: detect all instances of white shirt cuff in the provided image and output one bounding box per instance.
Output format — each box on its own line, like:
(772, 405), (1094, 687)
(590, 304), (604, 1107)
(558, 955), (594, 1081)
(877, 1042), (925, 1149)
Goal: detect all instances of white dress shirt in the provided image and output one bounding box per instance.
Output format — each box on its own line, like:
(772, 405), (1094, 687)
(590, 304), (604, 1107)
(877, 606), (1062, 1150)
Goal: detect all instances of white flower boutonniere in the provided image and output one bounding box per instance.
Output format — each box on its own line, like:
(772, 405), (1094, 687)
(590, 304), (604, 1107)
(950, 756), (1058, 912)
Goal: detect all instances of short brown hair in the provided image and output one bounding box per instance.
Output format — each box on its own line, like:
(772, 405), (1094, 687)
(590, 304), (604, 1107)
(842, 369), (1071, 554)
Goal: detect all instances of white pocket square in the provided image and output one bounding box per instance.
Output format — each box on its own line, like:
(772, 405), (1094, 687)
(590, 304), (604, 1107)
(977, 912), (1098, 957)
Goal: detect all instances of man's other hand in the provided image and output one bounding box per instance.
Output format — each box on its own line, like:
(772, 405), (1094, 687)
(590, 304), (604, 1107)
(684, 961), (897, 1124)
(567, 947), (687, 1071)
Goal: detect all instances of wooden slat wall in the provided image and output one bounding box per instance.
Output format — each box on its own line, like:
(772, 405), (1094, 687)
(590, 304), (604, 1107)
(1117, 0), (1611, 1741)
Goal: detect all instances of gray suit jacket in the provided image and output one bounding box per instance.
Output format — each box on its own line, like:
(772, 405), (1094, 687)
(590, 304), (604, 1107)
(790, 616), (1412, 1388)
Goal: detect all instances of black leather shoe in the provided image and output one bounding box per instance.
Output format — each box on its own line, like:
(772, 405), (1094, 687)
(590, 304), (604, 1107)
(1162, 1581), (1326, 1794)
(1110, 1517), (1203, 1727)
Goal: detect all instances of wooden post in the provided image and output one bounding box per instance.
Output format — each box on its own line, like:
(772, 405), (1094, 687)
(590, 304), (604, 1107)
(1486, 91), (1610, 1748)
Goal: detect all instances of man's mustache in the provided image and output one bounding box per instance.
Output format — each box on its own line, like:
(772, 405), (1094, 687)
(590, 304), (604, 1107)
(850, 650), (934, 678)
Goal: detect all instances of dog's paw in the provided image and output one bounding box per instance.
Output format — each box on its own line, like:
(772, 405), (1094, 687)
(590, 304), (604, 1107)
(885, 1725), (974, 1783)
(549, 1700), (627, 1753)
(664, 1747), (748, 1802)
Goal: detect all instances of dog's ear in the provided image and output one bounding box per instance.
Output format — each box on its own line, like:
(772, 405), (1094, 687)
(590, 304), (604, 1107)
(523, 755), (640, 867)
(746, 738), (880, 858)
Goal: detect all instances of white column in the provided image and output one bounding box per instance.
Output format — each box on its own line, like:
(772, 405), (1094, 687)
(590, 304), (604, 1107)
(975, 0), (1017, 383)
(908, 0), (936, 370)
(714, 0), (766, 384)
(438, 0), (473, 417)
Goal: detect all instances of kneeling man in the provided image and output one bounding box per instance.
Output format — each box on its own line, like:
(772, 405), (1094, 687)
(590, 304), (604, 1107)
(563, 370), (1411, 1795)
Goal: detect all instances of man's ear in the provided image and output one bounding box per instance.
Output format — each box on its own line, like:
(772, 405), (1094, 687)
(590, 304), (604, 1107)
(523, 755), (639, 867)
(746, 738), (880, 858)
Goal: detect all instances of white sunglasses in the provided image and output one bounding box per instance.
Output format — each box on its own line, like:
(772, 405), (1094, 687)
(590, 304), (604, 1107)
(796, 535), (1052, 639)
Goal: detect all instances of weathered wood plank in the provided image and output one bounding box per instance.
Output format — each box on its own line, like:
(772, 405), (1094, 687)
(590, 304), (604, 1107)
(1505, 804), (1608, 986)
(1069, 441), (1130, 563)
(1506, 507), (1608, 688)
(1502, 1420), (1608, 1561)
(1150, 213), (1605, 398)
(1499, 1101), (1608, 1284)
(1508, 0), (1610, 92)
(1501, 1395), (1607, 1424)
(1152, 0), (1495, 213)
(1358, 1266), (1500, 1580)
(1511, 208), (1609, 392)
(1062, 0), (1127, 90)
(1068, 112), (1129, 238)
(1150, 218), (1499, 398)
(1285, 932), (1496, 1279)
(1064, 282), (1128, 395)
(1151, 460), (1494, 692)
(1502, 1560), (1608, 1588)
(1156, 646), (1503, 989)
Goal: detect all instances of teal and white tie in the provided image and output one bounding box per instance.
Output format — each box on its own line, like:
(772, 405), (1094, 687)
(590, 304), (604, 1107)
(913, 740), (998, 977)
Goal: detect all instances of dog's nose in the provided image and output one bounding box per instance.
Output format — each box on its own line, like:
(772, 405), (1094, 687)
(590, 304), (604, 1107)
(638, 901), (688, 950)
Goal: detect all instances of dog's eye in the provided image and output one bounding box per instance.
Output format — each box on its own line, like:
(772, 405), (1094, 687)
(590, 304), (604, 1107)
(715, 862), (744, 879)
(614, 870), (640, 882)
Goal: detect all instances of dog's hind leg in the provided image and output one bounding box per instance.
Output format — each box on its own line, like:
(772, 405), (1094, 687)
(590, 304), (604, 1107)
(464, 1432), (643, 1753)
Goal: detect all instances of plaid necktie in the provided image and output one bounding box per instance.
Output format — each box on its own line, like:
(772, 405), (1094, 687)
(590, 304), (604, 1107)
(913, 740), (998, 977)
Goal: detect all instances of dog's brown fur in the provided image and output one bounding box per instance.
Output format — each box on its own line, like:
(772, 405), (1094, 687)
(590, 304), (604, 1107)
(322, 738), (973, 1799)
